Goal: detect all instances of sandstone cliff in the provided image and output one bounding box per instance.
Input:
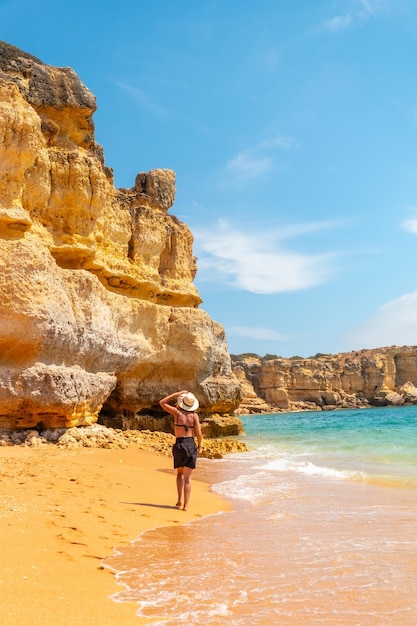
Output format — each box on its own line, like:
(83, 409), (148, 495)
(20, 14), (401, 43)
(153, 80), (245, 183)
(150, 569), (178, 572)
(233, 346), (417, 413)
(0, 42), (241, 429)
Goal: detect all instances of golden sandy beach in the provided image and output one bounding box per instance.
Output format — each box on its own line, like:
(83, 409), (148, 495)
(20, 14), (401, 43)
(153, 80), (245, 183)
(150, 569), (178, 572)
(0, 444), (230, 625)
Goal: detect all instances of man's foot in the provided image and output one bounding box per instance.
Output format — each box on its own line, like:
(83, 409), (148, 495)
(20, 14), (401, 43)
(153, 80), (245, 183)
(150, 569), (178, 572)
(175, 501), (182, 507)
(182, 506), (188, 511)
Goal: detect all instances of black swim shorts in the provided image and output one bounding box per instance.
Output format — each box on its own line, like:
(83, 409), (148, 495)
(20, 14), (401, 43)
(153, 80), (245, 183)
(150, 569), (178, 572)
(172, 437), (198, 469)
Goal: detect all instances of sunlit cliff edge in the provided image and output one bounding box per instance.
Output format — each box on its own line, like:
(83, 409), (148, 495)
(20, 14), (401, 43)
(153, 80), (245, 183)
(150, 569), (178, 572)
(0, 41), (241, 430)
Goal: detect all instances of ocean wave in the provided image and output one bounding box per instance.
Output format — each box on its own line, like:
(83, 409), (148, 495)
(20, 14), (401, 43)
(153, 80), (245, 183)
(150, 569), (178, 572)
(212, 453), (367, 503)
(213, 472), (273, 503)
(260, 456), (364, 480)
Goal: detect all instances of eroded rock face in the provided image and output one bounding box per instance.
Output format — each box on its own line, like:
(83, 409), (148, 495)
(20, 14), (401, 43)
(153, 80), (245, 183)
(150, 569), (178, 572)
(0, 42), (241, 428)
(233, 347), (417, 413)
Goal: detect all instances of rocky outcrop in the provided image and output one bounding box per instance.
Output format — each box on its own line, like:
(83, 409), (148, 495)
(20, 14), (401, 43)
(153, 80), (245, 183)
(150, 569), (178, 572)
(0, 424), (248, 458)
(233, 365), (271, 413)
(0, 42), (241, 429)
(233, 346), (417, 413)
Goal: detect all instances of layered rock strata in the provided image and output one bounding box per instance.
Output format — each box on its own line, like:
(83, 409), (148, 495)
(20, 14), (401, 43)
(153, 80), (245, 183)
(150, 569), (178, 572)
(0, 42), (241, 429)
(233, 346), (417, 413)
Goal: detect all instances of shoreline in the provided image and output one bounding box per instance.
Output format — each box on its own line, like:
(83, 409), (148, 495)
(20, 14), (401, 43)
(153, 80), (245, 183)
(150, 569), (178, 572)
(0, 444), (231, 625)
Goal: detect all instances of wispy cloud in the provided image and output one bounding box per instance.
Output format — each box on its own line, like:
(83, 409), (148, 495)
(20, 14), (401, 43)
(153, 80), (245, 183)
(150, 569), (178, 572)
(225, 152), (274, 181)
(223, 135), (299, 185)
(343, 290), (417, 350)
(228, 326), (287, 341)
(402, 218), (417, 234)
(358, 0), (389, 19)
(401, 208), (417, 234)
(194, 219), (337, 294)
(115, 81), (171, 119)
(320, 0), (390, 32)
(323, 14), (353, 31)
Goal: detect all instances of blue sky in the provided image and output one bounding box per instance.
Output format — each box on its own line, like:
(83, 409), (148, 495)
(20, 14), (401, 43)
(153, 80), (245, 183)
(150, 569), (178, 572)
(3, 0), (417, 357)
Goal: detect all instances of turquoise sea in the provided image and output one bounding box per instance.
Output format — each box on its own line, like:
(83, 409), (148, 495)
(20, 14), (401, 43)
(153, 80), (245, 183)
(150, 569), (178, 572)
(105, 406), (417, 625)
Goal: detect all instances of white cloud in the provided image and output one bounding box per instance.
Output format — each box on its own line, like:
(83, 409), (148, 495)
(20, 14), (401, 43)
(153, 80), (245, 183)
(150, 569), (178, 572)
(358, 0), (389, 19)
(402, 218), (417, 234)
(323, 14), (353, 31)
(228, 326), (287, 341)
(320, 0), (390, 32)
(401, 208), (417, 234)
(224, 135), (299, 184)
(115, 81), (171, 119)
(343, 291), (417, 350)
(225, 152), (274, 180)
(194, 220), (337, 294)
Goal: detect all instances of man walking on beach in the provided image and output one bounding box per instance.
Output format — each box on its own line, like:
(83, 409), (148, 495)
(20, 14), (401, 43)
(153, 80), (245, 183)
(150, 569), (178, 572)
(159, 390), (202, 511)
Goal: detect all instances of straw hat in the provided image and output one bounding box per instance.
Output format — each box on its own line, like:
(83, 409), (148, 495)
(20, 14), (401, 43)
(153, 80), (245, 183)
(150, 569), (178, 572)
(177, 392), (199, 411)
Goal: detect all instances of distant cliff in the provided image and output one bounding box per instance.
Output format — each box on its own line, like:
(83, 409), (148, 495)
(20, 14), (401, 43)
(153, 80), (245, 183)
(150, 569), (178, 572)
(0, 42), (241, 429)
(233, 346), (417, 413)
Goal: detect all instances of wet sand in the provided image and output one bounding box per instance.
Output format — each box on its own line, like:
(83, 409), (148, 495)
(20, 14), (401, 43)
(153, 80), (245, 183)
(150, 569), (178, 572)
(0, 445), (230, 625)
(106, 457), (417, 624)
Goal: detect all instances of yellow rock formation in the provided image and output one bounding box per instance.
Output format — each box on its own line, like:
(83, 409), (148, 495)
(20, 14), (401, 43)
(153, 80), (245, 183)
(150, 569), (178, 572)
(0, 42), (241, 428)
(233, 347), (417, 413)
